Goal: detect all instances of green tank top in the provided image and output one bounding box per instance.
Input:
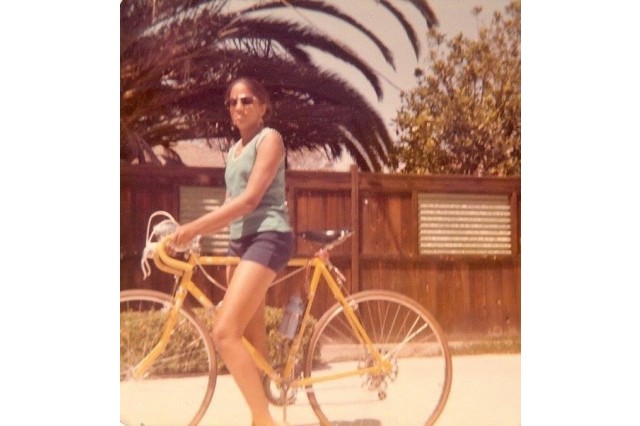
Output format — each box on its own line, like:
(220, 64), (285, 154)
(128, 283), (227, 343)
(225, 127), (292, 239)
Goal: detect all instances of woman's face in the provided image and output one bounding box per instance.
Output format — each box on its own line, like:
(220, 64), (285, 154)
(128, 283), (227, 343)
(226, 82), (266, 131)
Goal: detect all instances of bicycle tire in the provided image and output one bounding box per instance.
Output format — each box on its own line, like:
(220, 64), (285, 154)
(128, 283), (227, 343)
(120, 289), (217, 426)
(303, 290), (452, 426)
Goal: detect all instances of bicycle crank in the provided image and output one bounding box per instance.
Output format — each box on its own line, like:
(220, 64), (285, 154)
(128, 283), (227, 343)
(262, 362), (302, 406)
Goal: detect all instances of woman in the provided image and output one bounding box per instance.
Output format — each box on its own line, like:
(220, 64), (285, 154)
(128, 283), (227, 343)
(170, 77), (293, 426)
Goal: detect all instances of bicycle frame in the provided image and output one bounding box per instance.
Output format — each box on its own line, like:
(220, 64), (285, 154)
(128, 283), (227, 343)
(137, 236), (393, 391)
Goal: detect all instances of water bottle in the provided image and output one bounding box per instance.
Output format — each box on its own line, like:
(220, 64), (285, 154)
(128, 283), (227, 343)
(278, 295), (305, 340)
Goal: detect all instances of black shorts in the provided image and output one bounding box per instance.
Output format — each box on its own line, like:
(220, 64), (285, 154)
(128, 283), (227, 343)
(227, 231), (294, 273)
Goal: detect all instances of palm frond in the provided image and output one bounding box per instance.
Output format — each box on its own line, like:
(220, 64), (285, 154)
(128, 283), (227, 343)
(219, 17), (384, 99)
(242, 0), (396, 69)
(378, 0), (439, 59)
(398, 0), (439, 27)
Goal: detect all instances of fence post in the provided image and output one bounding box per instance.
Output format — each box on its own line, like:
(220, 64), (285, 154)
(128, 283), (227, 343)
(350, 165), (360, 293)
(510, 190), (520, 256)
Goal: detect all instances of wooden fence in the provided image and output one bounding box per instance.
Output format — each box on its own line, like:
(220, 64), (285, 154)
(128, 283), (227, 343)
(121, 164), (521, 339)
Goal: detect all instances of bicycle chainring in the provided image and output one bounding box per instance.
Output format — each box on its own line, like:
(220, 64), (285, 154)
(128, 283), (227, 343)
(262, 362), (302, 406)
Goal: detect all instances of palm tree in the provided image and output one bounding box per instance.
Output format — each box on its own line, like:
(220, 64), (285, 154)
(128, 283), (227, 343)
(120, 0), (438, 171)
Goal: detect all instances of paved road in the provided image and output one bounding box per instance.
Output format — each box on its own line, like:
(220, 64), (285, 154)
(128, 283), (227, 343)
(121, 353), (520, 426)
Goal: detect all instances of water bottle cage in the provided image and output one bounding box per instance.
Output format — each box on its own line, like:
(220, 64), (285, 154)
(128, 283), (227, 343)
(279, 296), (305, 340)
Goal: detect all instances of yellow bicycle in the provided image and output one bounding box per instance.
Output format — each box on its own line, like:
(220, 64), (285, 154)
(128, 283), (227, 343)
(120, 212), (452, 425)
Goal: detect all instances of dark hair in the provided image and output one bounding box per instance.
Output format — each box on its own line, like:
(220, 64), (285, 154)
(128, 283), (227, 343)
(225, 77), (272, 121)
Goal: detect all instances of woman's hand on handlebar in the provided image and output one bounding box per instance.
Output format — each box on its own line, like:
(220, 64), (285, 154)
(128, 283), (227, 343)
(167, 224), (198, 255)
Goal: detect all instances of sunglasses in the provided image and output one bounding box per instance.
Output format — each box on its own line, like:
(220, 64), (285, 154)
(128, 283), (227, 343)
(224, 95), (255, 108)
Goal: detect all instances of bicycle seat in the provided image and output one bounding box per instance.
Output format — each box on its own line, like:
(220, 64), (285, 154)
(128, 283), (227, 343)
(297, 229), (352, 244)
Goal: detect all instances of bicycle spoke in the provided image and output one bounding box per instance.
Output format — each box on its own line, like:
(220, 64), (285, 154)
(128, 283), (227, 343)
(304, 290), (452, 426)
(385, 320), (430, 360)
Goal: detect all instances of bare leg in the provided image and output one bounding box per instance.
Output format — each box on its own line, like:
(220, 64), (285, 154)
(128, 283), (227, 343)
(228, 264), (269, 361)
(213, 260), (277, 426)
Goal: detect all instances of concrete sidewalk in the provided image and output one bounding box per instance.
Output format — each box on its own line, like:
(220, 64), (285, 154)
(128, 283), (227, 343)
(208, 354), (520, 426)
(122, 353), (520, 426)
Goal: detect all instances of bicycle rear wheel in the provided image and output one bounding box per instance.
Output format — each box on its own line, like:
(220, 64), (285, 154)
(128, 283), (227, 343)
(120, 289), (217, 426)
(304, 290), (452, 426)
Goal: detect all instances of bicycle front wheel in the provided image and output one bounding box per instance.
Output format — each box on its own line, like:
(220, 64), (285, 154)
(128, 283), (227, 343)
(120, 289), (217, 426)
(304, 290), (452, 426)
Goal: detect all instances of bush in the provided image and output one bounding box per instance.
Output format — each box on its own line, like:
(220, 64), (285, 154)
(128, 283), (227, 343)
(121, 305), (316, 375)
(448, 336), (521, 355)
(199, 306), (317, 373)
(121, 309), (211, 376)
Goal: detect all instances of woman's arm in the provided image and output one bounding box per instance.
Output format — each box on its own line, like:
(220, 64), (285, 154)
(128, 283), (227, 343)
(171, 130), (285, 247)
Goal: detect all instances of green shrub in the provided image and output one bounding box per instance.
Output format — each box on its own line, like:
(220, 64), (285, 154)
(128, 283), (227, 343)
(448, 336), (521, 355)
(120, 310), (211, 377)
(121, 305), (316, 375)
(197, 306), (317, 373)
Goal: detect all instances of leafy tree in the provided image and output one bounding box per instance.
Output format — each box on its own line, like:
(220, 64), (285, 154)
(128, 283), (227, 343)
(121, 0), (438, 171)
(391, 1), (520, 176)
